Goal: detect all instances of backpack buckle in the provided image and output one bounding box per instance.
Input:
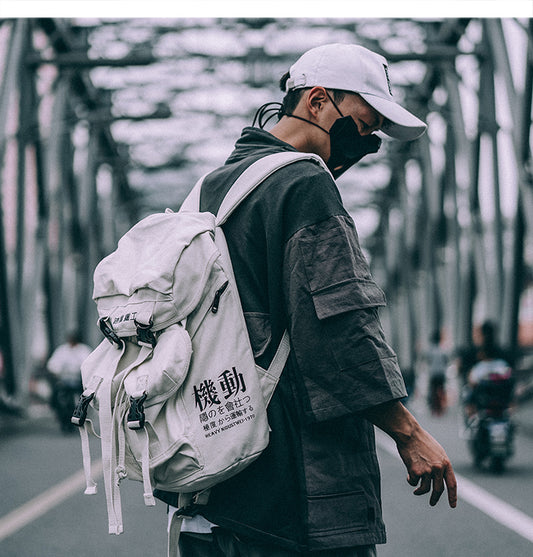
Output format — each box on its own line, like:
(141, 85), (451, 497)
(71, 392), (95, 426)
(175, 503), (202, 519)
(134, 318), (157, 348)
(127, 393), (147, 429)
(175, 491), (210, 518)
(99, 317), (125, 348)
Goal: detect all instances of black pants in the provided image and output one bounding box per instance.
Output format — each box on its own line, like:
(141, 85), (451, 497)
(179, 530), (377, 557)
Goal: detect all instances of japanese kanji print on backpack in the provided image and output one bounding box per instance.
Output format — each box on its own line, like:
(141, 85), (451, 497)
(72, 151), (329, 536)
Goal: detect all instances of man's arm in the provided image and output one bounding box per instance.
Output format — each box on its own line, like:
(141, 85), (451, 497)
(364, 400), (458, 508)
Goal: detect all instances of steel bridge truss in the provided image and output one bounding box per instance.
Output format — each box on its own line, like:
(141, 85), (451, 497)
(0, 18), (531, 405)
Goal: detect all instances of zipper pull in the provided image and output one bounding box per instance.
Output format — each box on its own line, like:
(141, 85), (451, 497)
(211, 281), (229, 314)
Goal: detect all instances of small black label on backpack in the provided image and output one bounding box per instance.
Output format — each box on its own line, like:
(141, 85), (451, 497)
(112, 312), (137, 325)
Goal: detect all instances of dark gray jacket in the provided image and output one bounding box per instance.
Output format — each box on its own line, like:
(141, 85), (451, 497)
(159, 127), (406, 552)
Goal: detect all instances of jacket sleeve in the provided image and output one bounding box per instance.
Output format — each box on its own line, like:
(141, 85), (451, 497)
(283, 213), (407, 422)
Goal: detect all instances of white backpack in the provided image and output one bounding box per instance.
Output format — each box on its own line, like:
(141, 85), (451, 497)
(72, 151), (328, 536)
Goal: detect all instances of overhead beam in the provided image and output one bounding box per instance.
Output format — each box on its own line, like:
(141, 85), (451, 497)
(24, 44), (472, 70)
(25, 51), (157, 68)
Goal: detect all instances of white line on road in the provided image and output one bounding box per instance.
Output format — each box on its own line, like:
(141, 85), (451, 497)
(376, 431), (533, 544)
(0, 460), (103, 542)
(4, 434), (533, 546)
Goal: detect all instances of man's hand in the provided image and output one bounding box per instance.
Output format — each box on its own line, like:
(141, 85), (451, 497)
(364, 401), (457, 508)
(396, 423), (457, 507)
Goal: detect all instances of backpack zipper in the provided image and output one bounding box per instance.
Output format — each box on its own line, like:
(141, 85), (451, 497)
(211, 281), (229, 314)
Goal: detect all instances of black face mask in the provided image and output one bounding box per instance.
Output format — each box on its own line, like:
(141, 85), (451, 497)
(280, 92), (382, 179)
(327, 116), (381, 179)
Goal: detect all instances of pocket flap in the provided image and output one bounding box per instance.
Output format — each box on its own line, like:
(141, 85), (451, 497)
(124, 323), (192, 405)
(311, 279), (386, 320)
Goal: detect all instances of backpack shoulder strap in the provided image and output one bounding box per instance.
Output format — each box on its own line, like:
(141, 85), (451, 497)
(215, 151), (328, 397)
(179, 151), (328, 403)
(179, 172), (208, 213)
(179, 151), (328, 217)
(216, 151), (327, 225)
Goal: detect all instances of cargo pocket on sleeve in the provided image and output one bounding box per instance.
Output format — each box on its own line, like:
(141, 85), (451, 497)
(311, 279), (386, 321)
(310, 279), (389, 372)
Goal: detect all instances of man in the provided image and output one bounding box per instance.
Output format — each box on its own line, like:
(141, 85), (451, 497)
(162, 43), (457, 556)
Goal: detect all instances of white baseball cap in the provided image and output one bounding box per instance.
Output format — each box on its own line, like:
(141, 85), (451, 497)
(285, 43), (427, 141)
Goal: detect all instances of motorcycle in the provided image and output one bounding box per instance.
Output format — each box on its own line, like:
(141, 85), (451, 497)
(466, 406), (514, 473)
(463, 365), (515, 473)
(50, 376), (82, 433)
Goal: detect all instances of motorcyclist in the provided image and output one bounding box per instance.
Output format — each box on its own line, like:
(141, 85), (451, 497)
(463, 351), (515, 472)
(47, 332), (92, 432)
(457, 320), (511, 385)
(464, 356), (514, 418)
(457, 321), (515, 471)
(460, 321), (514, 418)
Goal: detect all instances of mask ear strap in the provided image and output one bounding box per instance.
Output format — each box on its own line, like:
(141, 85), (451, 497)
(285, 113), (330, 135)
(285, 90), (345, 133)
(325, 91), (345, 118)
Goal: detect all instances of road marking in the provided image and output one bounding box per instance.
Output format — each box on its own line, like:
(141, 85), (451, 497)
(376, 431), (533, 544)
(0, 460), (103, 542)
(4, 433), (533, 545)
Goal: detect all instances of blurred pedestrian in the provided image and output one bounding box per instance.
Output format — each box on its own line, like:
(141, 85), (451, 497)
(425, 330), (449, 416)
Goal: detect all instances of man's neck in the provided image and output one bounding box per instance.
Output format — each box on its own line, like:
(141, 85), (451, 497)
(269, 116), (326, 160)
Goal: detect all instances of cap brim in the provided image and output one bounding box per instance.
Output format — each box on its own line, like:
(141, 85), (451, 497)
(360, 93), (427, 141)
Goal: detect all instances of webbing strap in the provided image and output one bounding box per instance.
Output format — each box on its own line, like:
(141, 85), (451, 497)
(179, 152), (329, 221)
(116, 391), (127, 486)
(114, 388), (129, 529)
(167, 491), (211, 557)
(99, 343), (153, 535)
(139, 427), (156, 506)
(167, 510), (183, 557)
(181, 152), (315, 408)
(80, 423), (97, 495)
(100, 369), (122, 534)
(178, 172), (208, 213)
(77, 376), (104, 495)
(264, 330), (291, 406)
(214, 225), (290, 406)
(216, 151), (328, 225)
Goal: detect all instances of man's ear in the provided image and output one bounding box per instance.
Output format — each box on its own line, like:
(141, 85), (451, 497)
(306, 87), (329, 118)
